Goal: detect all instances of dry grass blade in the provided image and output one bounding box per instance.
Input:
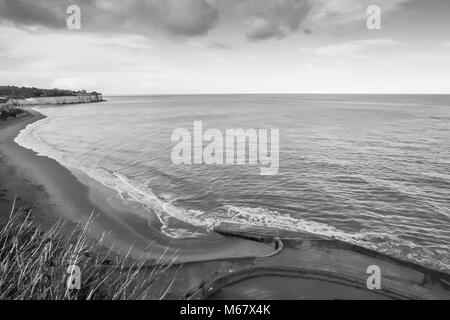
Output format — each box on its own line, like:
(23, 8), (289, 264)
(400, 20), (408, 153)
(0, 200), (179, 300)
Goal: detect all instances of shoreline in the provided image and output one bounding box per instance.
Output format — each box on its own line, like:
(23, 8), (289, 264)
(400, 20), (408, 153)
(0, 107), (275, 263)
(0, 109), (57, 228)
(1, 107), (449, 299)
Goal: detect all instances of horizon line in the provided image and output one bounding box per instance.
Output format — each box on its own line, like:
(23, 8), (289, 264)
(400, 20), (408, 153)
(103, 92), (450, 97)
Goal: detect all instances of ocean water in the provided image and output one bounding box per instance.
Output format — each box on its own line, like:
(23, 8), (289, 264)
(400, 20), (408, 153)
(15, 95), (450, 271)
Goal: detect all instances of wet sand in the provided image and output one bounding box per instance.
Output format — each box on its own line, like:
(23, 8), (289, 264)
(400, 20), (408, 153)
(0, 108), (274, 264)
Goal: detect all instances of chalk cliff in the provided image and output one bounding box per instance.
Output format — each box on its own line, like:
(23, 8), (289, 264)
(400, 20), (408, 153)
(11, 93), (103, 106)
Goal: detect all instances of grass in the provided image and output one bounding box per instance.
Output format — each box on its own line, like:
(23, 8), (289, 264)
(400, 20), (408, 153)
(0, 198), (179, 300)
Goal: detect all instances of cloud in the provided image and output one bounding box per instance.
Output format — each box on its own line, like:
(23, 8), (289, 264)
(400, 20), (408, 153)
(0, 0), (66, 29)
(239, 0), (410, 41)
(207, 42), (231, 49)
(0, 0), (220, 37)
(187, 41), (231, 49)
(243, 0), (312, 41)
(0, 23), (174, 92)
(303, 38), (399, 60)
(149, 0), (219, 37)
(402, 50), (450, 62)
(246, 17), (283, 41)
(0, 0), (412, 41)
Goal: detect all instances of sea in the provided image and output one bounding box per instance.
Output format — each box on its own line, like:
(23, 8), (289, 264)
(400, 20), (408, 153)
(15, 94), (450, 272)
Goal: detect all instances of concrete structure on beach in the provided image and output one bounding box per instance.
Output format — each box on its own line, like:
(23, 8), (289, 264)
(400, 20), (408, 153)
(181, 222), (450, 300)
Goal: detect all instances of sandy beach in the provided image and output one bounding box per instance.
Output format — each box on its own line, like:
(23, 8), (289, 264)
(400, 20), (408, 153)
(0, 108), (275, 264)
(0, 109), (57, 228)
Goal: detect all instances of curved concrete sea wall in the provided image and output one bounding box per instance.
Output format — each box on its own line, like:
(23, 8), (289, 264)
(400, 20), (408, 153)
(11, 94), (103, 106)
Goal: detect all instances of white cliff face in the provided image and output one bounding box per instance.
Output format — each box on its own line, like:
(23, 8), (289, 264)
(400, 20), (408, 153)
(12, 94), (103, 106)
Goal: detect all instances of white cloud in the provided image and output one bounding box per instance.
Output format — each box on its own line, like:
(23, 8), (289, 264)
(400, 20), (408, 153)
(0, 24), (173, 93)
(303, 38), (399, 60)
(402, 50), (450, 62)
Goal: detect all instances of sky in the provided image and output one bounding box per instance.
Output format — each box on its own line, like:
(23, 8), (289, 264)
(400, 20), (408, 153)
(0, 0), (449, 95)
